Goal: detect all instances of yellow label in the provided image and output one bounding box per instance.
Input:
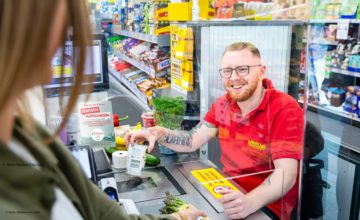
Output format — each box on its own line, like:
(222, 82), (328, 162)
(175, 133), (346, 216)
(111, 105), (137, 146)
(191, 168), (239, 199)
(248, 140), (266, 150)
(52, 66), (72, 76)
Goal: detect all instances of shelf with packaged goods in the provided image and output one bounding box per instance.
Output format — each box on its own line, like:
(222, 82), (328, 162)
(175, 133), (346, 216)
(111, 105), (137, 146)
(300, 70), (306, 74)
(310, 19), (360, 24)
(309, 39), (338, 46)
(329, 67), (360, 78)
(299, 99), (360, 124)
(113, 49), (168, 78)
(112, 25), (170, 47)
(110, 68), (201, 121)
(109, 67), (152, 110)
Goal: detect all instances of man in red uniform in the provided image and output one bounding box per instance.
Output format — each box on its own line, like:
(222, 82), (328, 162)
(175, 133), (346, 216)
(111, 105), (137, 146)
(126, 42), (304, 220)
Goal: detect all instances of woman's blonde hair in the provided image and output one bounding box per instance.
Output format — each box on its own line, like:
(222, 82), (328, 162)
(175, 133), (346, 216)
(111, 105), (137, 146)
(0, 0), (91, 136)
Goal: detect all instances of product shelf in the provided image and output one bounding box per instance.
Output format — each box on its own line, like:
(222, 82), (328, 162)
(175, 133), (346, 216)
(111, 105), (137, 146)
(309, 39), (338, 45)
(310, 19), (360, 24)
(113, 25), (170, 47)
(109, 67), (151, 110)
(113, 49), (168, 78)
(329, 68), (360, 78)
(109, 68), (200, 120)
(44, 82), (73, 88)
(300, 100), (360, 123)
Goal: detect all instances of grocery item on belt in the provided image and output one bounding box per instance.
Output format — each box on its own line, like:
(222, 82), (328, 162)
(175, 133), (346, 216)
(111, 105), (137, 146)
(126, 144), (147, 176)
(160, 192), (209, 219)
(145, 153), (161, 166)
(160, 192), (186, 214)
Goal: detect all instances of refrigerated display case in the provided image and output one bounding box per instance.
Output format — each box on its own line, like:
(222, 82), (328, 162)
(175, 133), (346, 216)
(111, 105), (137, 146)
(303, 18), (360, 220)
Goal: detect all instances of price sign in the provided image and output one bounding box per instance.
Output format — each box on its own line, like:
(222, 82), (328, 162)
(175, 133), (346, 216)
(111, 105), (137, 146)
(337, 19), (350, 40)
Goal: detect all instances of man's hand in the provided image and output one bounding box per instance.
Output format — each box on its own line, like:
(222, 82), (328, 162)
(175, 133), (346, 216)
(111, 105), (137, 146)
(125, 128), (162, 152)
(125, 121), (217, 153)
(219, 189), (255, 220)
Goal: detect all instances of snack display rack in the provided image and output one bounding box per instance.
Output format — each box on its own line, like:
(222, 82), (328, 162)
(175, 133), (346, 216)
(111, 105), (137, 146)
(109, 67), (151, 108)
(113, 25), (170, 46)
(113, 49), (168, 78)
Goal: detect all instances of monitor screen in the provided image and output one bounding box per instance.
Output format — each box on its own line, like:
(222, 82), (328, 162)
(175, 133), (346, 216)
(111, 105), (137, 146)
(44, 34), (109, 97)
(70, 147), (93, 180)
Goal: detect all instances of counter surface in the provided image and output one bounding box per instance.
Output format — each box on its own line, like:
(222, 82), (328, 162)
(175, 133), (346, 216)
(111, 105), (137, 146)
(98, 154), (230, 219)
(97, 152), (275, 220)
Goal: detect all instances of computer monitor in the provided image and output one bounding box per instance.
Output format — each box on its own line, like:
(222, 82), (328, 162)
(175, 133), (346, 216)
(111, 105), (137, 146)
(68, 145), (97, 183)
(44, 34), (109, 97)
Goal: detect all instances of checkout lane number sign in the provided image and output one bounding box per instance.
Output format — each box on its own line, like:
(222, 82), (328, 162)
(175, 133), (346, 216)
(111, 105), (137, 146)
(191, 168), (239, 199)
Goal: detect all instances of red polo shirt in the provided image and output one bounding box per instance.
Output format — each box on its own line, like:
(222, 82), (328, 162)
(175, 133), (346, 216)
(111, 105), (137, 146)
(204, 79), (304, 220)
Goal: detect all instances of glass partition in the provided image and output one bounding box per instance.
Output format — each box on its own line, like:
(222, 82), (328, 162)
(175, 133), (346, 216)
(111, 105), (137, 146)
(196, 22), (305, 220)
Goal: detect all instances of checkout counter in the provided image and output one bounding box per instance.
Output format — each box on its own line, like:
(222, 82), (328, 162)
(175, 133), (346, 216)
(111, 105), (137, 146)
(42, 76), (283, 220)
(103, 88), (231, 219)
(43, 61), (238, 219)
(90, 86), (276, 220)
(97, 153), (230, 219)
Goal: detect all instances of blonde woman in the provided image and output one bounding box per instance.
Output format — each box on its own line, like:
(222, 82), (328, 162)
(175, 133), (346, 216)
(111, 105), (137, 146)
(0, 0), (206, 219)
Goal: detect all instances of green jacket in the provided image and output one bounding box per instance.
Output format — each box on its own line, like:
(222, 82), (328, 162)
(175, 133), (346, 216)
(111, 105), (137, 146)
(0, 120), (174, 220)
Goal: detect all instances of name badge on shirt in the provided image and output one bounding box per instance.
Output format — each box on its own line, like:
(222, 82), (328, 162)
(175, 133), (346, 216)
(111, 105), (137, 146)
(248, 140), (266, 151)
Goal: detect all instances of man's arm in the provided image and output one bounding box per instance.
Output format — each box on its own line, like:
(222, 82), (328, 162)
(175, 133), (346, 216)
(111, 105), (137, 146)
(126, 121), (218, 153)
(156, 121), (218, 152)
(247, 158), (298, 208)
(220, 158), (298, 219)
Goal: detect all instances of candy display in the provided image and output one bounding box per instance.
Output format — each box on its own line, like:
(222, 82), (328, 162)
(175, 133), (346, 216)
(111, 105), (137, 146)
(108, 35), (170, 73)
(213, 0), (274, 19)
(109, 54), (170, 107)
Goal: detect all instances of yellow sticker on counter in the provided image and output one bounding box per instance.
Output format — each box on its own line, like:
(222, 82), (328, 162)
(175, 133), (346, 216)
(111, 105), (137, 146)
(191, 168), (239, 199)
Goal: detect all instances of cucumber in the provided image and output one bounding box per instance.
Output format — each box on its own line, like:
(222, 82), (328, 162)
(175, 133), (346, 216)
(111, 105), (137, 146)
(104, 146), (116, 155)
(145, 153), (161, 166)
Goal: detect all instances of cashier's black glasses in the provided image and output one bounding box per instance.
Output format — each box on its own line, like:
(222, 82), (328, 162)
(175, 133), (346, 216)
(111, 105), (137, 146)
(219, 65), (262, 78)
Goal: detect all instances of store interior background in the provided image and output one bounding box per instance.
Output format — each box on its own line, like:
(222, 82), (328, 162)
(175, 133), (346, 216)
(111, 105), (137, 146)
(25, 0), (360, 219)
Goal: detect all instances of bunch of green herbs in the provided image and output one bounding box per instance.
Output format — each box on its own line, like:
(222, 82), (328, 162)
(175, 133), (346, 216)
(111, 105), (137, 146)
(153, 96), (185, 130)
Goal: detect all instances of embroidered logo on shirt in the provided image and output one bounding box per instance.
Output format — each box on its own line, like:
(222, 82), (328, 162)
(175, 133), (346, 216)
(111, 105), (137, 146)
(248, 140), (266, 150)
(219, 127), (230, 139)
